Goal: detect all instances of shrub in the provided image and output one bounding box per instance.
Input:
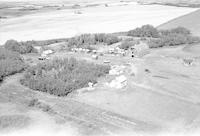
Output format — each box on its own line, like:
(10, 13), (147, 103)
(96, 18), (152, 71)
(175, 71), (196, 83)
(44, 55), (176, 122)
(21, 58), (110, 96)
(4, 39), (36, 54)
(0, 48), (26, 81)
(128, 25), (160, 38)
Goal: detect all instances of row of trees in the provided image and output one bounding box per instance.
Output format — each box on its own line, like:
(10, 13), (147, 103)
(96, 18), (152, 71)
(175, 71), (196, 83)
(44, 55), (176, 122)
(127, 25), (200, 48)
(20, 58), (110, 96)
(148, 27), (200, 48)
(68, 33), (120, 48)
(0, 48), (26, 81)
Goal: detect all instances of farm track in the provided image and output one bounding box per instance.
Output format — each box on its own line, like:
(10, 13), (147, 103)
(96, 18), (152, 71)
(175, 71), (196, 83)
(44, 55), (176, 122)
(0, 73), (160, 135)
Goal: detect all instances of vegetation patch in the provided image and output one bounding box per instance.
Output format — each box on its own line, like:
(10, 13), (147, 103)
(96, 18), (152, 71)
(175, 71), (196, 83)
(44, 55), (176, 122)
(119, 39), (140, 50)
(27, 98), (55, 113)
(0, 48), (26, 82)
(4, 40), (36, 54)
(21, 58), (110, 96)
(68, 33), (120, 48)
(21, 38), (68, 47)
(127, 25), (160, 38)
(148, 27), (200, 48)
(160, 27), (191, 36)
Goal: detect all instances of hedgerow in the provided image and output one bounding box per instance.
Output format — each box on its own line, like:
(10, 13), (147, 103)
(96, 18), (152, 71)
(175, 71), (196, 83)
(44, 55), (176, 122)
(20, 58), (110, 96)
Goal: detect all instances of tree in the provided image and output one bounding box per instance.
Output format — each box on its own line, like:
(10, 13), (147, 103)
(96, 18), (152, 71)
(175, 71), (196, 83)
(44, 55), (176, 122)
(4, 39), (36, 54)
(128, 25), (160, 38)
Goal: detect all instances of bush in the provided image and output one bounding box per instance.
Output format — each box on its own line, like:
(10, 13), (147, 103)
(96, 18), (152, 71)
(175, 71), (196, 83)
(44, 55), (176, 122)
(0, 48), (26, 81)
(21, 58), (110, 96)
(4, 40), (36, 54)
(128, 25), (160, 38)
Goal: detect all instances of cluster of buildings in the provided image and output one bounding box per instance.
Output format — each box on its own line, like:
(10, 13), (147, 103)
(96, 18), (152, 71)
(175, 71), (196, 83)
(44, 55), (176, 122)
(34, 40), (149, 61)
(70, 42), (149, 58)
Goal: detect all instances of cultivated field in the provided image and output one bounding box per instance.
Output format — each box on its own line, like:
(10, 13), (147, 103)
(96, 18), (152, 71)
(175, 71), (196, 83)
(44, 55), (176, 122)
(0, 0), (197, 44)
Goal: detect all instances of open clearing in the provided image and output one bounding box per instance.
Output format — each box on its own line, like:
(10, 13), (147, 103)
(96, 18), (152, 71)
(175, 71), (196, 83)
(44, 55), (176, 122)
(0, 0), (198, 44)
